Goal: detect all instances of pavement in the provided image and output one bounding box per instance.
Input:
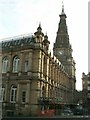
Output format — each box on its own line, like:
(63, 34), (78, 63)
(1, 115), (90, 120)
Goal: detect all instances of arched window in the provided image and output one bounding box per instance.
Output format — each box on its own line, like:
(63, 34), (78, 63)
(2, 87), (5, 101)
(2, 56), (8, 73)
(13, 56), (20, 72)
(10, 85), (17, 103)
(0, 86), (5, 102)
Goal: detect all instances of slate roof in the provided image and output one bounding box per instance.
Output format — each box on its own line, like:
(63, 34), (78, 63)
(1, 34), (35, 48)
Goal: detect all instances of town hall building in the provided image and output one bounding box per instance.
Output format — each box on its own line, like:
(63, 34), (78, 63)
(1, 4), (76, 116)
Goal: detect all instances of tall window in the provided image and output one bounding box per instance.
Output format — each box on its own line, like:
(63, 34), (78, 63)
(22, 91), (26, 103)
(2, 87), (5, 101)
(13, 56), (20, 72)
(2, 57), (8, 73)
(10, 85), (17, 103)
(0, 87), (5, 102)
(24, 60), (29, 72)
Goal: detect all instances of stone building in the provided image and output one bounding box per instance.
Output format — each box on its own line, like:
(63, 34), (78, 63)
(82, 72), (90, 107)
(53, 3), (76, 91)
(1, 4), (76, 116)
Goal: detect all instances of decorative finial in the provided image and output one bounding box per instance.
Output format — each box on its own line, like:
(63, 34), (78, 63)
(45, 32), (47, 36)
(62, 1), (65, 14)
(39, 22), (41, 28)
(44, 32), (48, 39)
(44, 32), (50, 44)
(37, 22), (42, 31)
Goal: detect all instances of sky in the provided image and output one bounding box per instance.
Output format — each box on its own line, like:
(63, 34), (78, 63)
(0, 0), (89, 90)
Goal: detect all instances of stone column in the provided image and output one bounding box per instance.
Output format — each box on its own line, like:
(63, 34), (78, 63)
(19, 52), (24, 72)
(5, 82), (9, 102)
(8, 53), (12, 72)
(15, 84), (20, 115)
(37, 81), (41, 98)
(25, 82), (31, 115)
(26, 83), (30, 103)
(16, 84), (20, 103)
(41, 54), (44, 78)
(28, 51), (33, 72)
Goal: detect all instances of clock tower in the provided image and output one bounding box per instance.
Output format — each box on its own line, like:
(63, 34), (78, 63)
(53, 3), (76, 89)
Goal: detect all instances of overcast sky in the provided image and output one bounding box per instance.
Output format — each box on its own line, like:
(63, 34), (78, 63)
(0, 0), (89, 90)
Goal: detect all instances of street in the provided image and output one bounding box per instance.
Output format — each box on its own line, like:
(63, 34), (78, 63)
(2, 115), (90, 120)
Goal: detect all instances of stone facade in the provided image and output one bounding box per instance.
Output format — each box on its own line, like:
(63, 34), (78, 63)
(82, 72), (90, 107)
(1, 25), (75, 116)
(1, 5), (76, 117)
(53, 4), (76, 91)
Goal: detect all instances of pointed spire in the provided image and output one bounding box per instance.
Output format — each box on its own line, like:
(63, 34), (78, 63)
(43, 32), (50, 44)
(37, 22), (42, 32)
(44, 32), (48, 40)
(60, 1), (66, 18)
(34, 22), (44, 36)
(61, 1), (65, 15)
(44, 32), (48, 39)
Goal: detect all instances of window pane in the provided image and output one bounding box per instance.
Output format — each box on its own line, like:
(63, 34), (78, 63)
(11, 90), (14, 101)
(14, 89), (17, 101)
(2, 57), (8, 73)
(0, 87), (5, 102)
(2, 88), (5, 101)
(22, 91), (26, 102)
(13, 56), (19, 72)
(10, 86), (17, 102)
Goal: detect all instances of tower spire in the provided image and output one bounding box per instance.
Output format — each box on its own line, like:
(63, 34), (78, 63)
(61, 1), (65, 15)
(60, 1), (66, 18)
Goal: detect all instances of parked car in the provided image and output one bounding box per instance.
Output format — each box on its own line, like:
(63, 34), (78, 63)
(73, 105), (88, 115)
(73, 108), (88, 115)
(60, 109), (73, 116)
